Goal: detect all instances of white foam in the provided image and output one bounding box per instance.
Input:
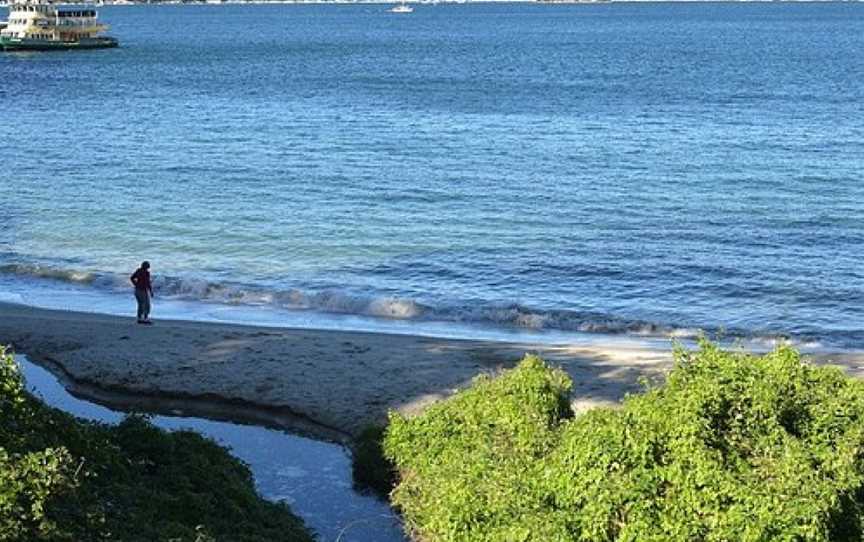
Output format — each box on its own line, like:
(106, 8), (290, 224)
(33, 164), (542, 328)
(0, 291), (25, 304)
(0, 272), (672, 348)
(0, 266), (838, 353)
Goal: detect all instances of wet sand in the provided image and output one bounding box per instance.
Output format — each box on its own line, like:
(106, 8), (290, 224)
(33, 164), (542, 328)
(2, 301), (861, 440)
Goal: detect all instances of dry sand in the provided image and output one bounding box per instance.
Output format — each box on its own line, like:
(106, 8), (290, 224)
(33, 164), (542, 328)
(2, 301), (862, 441)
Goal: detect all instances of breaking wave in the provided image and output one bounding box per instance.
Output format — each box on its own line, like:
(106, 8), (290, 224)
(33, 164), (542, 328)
(0, 262), (827, 347)
(0, 263), (99, 285)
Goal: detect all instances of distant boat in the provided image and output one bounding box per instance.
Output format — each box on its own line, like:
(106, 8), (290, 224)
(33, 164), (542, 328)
(387, 2), (413, 13)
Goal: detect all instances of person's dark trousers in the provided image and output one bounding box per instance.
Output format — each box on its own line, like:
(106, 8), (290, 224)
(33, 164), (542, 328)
(135, 289), (150, 321)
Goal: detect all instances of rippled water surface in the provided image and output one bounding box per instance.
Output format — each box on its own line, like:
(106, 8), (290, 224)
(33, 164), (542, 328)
(2, 2), (863, 347)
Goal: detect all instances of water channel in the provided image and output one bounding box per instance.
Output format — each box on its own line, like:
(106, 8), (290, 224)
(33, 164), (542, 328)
(15, 355), (407, 542)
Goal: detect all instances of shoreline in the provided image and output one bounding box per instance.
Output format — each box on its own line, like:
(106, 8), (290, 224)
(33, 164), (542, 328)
(0, 301), (677, 438)
(3, 301), (863, 441)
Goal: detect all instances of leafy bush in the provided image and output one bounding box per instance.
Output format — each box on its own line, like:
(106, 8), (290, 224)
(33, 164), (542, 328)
(384, 355), (572, 541)
(0, 446), (75, 541)
(0, 346), (313, 542)
(384, 343), (864, 542)
(0, 346), (78, 541)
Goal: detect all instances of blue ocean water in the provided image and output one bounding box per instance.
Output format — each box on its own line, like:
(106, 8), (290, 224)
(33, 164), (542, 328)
(1, 2), (863, 348)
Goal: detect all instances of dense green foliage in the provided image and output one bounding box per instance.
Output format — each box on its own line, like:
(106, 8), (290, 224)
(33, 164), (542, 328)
(0, 346), (314, 542)
(384, 343), (864, 542)
(385, 355), (573, 541)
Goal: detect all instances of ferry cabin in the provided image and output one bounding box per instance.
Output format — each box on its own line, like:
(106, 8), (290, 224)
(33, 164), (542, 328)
(1, 3), (107, 43)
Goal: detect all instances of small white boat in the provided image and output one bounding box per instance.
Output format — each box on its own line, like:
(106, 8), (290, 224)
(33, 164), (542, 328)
(388, 2), (413, 13)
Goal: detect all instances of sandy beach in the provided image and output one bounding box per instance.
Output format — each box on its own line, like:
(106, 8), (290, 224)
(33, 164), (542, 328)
(0, 301), (676, 437)
(3, 301), (863, 441)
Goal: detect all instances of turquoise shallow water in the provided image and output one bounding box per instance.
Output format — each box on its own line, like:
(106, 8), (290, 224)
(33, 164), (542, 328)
(1, 2), (863, 347)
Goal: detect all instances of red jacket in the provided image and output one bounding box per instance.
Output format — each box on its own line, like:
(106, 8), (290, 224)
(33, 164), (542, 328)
(131, 268), (152, 293)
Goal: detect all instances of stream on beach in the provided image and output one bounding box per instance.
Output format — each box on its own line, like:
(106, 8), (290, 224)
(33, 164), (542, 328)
(15, 355), (407, 542)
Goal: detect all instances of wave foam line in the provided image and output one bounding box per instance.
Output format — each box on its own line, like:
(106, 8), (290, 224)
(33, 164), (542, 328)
(0, 262), (822, 346)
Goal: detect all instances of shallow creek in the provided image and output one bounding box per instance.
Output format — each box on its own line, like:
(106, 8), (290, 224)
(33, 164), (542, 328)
(16, 356), (407, 542)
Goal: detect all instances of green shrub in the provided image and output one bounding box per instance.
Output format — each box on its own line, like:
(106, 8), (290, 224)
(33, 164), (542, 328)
(384, 355), (572, 541)
(0, 446), (75, 541)
(0, 346), (314, 542)
(0, 347), (79, 542)
(384, 343), (864, 542)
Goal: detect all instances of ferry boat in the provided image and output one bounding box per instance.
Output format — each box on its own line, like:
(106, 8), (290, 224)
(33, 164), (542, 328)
(0, 0), (118, 51)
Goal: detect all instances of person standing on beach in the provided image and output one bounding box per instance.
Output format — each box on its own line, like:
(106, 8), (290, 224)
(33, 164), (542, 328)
(130, 261), (154, 324)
